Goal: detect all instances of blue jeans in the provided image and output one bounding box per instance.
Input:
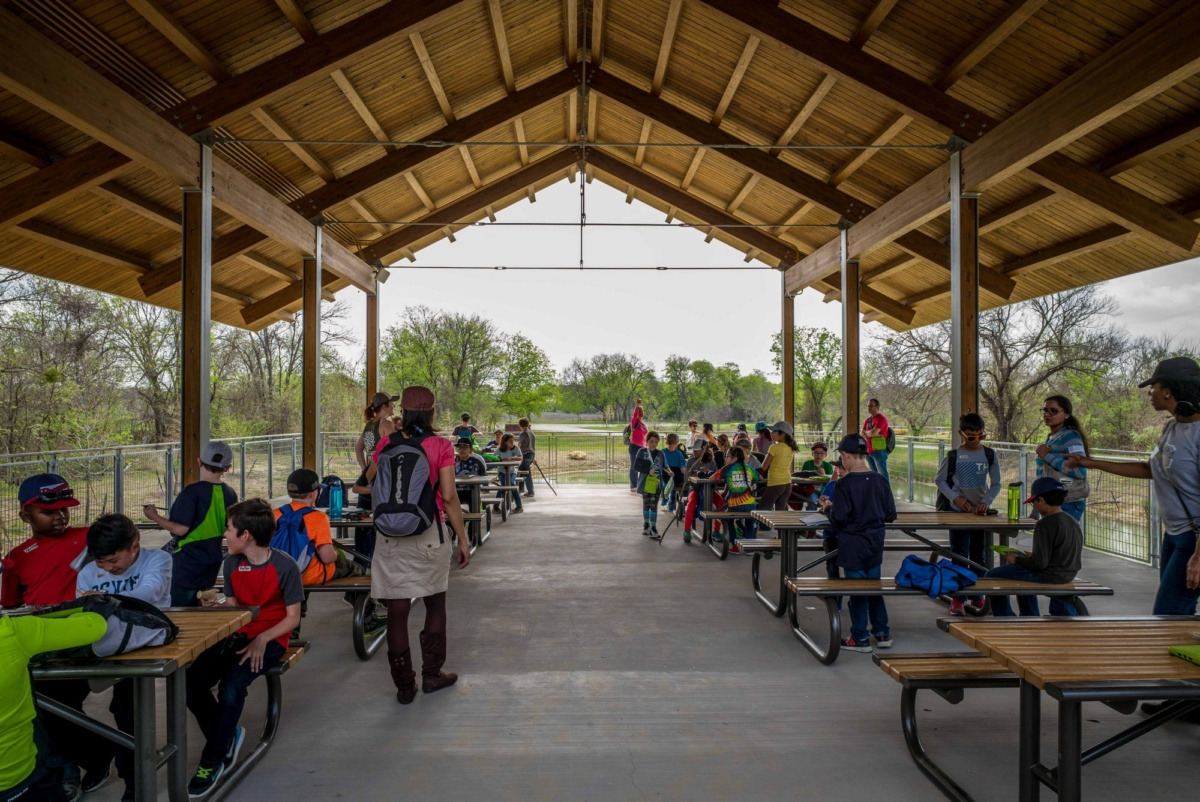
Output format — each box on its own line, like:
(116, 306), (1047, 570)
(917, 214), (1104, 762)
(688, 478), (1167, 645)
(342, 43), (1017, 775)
(949, 529), (986, 571)
(984, 563), (1078, 616)
(628, 444), (640, 489)
(845, 566), (888, 642)
(1061, 500), (1086, 523)
(1154, 530), (1200, 615)
(520, 452), (535, 494)
(171, 587), (200, 607)
(867, 449), (890, 482)
(186, 636), (285, 766)
(728, 503), (757, 540)
(499, 468), (522, 509)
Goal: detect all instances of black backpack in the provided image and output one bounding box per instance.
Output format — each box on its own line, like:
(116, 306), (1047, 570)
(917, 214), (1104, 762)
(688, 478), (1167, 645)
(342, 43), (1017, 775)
(886, 428), (896, 454)
(372, 432), (443, 539)
(316, 475), (343, 507)
(25, 594), (178, 657)
(935, 447), (997, 511)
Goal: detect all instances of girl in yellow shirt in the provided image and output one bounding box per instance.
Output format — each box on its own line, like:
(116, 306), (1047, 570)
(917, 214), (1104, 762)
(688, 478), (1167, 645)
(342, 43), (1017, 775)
(759, 421), (799, 511)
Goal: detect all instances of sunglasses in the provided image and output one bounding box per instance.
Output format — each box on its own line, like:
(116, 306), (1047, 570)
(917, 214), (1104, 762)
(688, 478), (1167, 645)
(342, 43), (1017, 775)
(960, 432), (984, 442)
(1041, 407), (1063, 415)
(27, 485), (75, 505)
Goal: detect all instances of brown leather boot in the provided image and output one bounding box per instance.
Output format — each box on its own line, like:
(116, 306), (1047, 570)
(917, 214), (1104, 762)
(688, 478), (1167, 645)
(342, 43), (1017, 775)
(419, 630), (458, 693)
(387, 649), (417, 704)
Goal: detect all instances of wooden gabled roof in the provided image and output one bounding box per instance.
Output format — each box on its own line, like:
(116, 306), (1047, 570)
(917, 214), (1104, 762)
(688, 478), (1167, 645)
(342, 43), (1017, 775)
(0, 0), (1197, 330)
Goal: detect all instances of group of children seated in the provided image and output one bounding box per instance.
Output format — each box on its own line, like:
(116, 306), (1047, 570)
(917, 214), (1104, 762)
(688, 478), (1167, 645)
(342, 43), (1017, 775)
(1, 440), (366, 801)
(631, 414), (1085, 655)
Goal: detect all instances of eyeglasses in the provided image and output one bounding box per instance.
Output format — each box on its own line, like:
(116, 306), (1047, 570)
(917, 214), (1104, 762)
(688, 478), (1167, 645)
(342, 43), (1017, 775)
(1041, 408), (1063, 415)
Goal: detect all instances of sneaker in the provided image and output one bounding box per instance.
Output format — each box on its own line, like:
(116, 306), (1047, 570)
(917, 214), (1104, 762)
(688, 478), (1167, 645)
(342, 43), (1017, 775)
(364, 614), (388, 635)
(840, 636), (873, 653)
(729, 542), (743, 555)
(223, 726), (246, 772)
(81, 766), (111, 793)
(523, 492), (535, 498)
(629, 488), (639, 494)
(642, 525), (650, 536)
(873, 633), (893, 649)
(948, 599), (967, 616)
(187, 763), (224, 798)
(969, 596), (987, 611)
(63, 783), (82, 802)
(511, 507), (524, 514)
(710, 532), (723, 543)
(648, 529), (662, 541)
(683, 529), (692, 544)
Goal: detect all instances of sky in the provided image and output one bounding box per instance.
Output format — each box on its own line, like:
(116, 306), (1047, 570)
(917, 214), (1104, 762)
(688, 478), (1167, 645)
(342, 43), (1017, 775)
(333, 178), (1200, 379)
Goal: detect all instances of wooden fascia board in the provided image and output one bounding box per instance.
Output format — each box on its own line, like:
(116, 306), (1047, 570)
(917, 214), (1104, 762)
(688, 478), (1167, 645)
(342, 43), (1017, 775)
(0, 7), (373, 293)
(359, 149), (578, 264)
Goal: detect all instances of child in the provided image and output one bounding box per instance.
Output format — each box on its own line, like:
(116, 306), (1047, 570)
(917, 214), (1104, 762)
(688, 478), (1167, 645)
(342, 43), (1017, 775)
(752, 421), (772, 457)
(453, 436), (489, 507)
(798, 441), (834, 509)
(716, 446), (759, 555)
(495, 433), (524, 514)
(682, 442), (720, 543)
(635, 431), (667, 540)
(660, 432), (688, 512)
(274, 469), (364, 586)
(2, 474), (114, 798)
(76, 514), (171, 802)
(820, 434), (896, 653)
(484, 429), (505, 453)
(144, 441), (238, 608)
(817, 462), (845, 581)
(517, 418), (536, 497)
(186, 499), (302, 798)
(935, 413), (1001, 615)
(985, 477), (1083, 617)
(758, 421), (799, 511)
(0, 605), (105, 802)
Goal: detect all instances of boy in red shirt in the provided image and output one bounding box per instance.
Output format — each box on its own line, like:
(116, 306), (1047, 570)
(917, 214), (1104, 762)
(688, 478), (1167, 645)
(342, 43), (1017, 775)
(1, 474), (115, 798)
(186, 499), (302, 798)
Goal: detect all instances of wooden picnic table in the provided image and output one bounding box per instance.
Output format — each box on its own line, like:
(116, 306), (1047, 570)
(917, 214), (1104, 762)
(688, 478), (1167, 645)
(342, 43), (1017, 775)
(29, 607), (253, 802)
(941, 616), (1200, 801)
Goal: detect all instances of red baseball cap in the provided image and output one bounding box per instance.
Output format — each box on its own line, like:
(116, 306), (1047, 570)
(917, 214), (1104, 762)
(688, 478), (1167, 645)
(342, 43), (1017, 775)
(400, 385), (435, 411)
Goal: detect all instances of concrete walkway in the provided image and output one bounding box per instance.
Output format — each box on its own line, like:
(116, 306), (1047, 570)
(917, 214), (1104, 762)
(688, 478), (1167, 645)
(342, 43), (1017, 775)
(94, 486), (1196, 801)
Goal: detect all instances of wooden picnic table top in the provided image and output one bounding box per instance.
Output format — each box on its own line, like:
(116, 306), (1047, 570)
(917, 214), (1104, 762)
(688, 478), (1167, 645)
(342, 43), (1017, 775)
(36, 607), (253, 668)
(454, 475), (494, 485)
(942, 617), (1200, 690)
(752, 510), (1036, 530)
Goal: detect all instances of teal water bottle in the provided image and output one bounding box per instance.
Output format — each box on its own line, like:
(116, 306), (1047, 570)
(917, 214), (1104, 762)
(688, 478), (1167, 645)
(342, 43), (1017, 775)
(1007, 483), (1022, 521)
(329, 482), (344, 521)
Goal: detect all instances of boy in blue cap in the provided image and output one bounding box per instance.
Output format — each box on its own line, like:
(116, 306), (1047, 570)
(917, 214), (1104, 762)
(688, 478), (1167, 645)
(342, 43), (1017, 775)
(985, 476), (1083, 616)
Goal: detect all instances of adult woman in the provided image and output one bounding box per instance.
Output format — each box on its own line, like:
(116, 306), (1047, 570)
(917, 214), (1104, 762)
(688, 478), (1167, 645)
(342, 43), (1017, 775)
(1036, 395), (1090, 523)
(1066, 358), (1200, 615)
(366, 386), (471, 704)
(628, 398), (647, 493)
(355, 392), (397, 472)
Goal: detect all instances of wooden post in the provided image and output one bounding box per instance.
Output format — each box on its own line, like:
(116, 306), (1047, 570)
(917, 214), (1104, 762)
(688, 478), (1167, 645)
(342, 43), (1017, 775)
(949, 143), (979, 447)
(180, 138), (212, 486)
(840, 225), (860, 437)
(301, 227), (322, 471)
(365, 279), (379, 401)
(781, 270), (794, 427)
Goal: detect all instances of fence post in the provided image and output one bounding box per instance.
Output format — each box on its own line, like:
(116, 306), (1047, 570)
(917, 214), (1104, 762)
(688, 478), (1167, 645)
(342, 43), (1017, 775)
(1148, 481), (1160, 568)
(291, 437), (297, 473)
(49, 455), (59, 475)
(906, 438), (915, 502)
(113, 450), (124, 514)
(165, 447), (174, 508)
(267, 439), (274, 498)
(1018, 447), (1029, 499)
(937, 440), (945, 467)
(239, 440), (247, 499)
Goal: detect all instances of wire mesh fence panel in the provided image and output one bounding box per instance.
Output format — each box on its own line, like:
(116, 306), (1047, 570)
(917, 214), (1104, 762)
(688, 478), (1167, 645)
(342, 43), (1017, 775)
(322, 434), (362, 486)
(544, 433), (624, 484)
(1082, 461), (1153, 564)
(122, 449), (172, 515)
(0, 458), (52, 554)
(241, 440), (274, 501)
(56, 454), (117, 534)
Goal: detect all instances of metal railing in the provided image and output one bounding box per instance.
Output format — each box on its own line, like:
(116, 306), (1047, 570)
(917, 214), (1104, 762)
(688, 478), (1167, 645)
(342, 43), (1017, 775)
(0, 430), (1161, 566)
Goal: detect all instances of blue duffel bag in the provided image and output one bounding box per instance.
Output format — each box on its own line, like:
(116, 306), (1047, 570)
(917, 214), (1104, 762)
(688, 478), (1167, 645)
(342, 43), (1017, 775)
(895, 555), (978, 599)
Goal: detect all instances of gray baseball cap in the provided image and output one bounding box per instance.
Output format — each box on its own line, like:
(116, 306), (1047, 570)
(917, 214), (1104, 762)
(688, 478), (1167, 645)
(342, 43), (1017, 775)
(201, 441), (233, 467)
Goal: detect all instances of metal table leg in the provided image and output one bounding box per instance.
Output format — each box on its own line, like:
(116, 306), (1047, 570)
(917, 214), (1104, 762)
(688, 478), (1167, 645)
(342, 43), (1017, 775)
(1018, 681), (1041, 802)
(133, 676), (158, 802)
(166, 668), (188, 802)
(1057, 698), (1082, 802)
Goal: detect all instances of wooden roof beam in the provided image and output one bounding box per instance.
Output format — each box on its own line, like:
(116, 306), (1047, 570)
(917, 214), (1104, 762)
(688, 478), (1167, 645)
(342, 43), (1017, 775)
(829, 113), (910, 186)
(242, 271), (338, 326)
(405, 173), (437, 212)
(634, 119), (652, 167)
(360, 149), (578, 264)
(345, 198), (388, 236)
(849, 0), (901, 48)
(999, 225), (1134, 278)
(860, 254), (919, 283)
(590, 0), (606, 66)
(711, 36), (759, 126)
(411, 32), (456, 122)
(486, 0), (516, 94)
(273, 0), (318, 41)
(331, 69), (393, 154)
(0, 144), (131, 231)
(92, 183), (180, 232)
(251, 107), (335, 181)
(239, 251), (299, 282)
(125, 0), (227, 81)
(0, 7), (372, 293)
(0, 127), (55, 167)
(1095, 111), (1200, 177)
(564, 0), (578, 65)
(978, 188), (1056, 234)
(933, 0), (1051, 90)
(726, 175), (758, 214)
(460, 146), (484, 188)
(14, 220), (154, 273)
(771, 75), (836, 157)
(651, 0), (684, 96)
(514, 117), (530, 166)
(680, 148), (705, 191)
(772, 200), (814, 237)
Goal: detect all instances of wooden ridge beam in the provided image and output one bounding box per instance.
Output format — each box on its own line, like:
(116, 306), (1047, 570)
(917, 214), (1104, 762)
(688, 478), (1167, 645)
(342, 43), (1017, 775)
(486, 0), (516, 94)
(0, 7), (372, 293)
(651, 0), (684, 96)
(359, 148), (577, 263)
(1095, 111), (1200, 177)
(849, 0), (901, 48)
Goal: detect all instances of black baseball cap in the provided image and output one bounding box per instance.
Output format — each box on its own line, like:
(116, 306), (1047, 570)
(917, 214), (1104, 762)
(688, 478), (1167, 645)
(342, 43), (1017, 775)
(837, 433), (869, 455)
(287, 468), (324, 495)
(1138, 357), (1200, 388)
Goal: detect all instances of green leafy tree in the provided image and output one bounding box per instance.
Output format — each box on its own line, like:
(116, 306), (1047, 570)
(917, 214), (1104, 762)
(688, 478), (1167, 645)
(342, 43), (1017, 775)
(497, 334), (557, 418)
(771, 327), (842, 432)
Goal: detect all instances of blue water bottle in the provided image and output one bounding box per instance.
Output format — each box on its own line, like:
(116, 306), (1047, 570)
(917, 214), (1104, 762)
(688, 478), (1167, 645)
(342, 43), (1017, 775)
(329, 481), (344, 521)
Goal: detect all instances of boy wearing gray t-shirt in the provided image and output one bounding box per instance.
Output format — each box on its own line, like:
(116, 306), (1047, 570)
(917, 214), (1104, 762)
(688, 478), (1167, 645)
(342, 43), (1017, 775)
(935, 413), (1001, 615)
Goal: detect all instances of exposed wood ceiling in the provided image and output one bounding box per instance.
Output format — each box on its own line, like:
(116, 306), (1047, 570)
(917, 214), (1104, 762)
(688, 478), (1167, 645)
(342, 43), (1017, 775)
(0, 0), (1195, 331)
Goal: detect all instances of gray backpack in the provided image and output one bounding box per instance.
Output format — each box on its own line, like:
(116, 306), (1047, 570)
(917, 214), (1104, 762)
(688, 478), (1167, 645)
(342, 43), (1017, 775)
(372, 432), (442, 539)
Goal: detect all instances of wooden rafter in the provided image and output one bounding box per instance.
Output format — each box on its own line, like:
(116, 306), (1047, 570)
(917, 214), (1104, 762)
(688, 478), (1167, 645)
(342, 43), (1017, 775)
(772, 201), (814, 236)
(999, 225), (1133, 278)
(1096, 111), (1200, 177)
(934, 0), (1050, 90)
(93, 184), (180, 232)
(860, 254), (918, 283)
(405, 173), (437, 212)
(651, 0), (684, 96)
(273, 0), (318, 41)
(125, 0), (226, 81)
(564, 0), (578, 64)
(568, 93), (578, 141)
(14, 220), (153, 272)
(0, 127), (55, 167)
(514, 117), (530, 166)
(771, 75), (836, 156)
(240, 251), (299, 282)
(590, 0), (606, 66)
(459, 146), (484, 188)
(979, 188), (1056, 235)
(726, 175), (758, 214)
(242, 271), (338, 326)
(680, 148), (705, 191)
(587, 91), (598, 142)
(251, 107), (335, 181)
(849, 0), (901, 48)
(486, 0), (516, 94)
(411, 32), (456, 122)
(828, 113), (910, 186)
(331, 69), (393, 153)
(0, 144), (131, 231)
(711, 36), (759, 126)
(634, 119), (652, 167)
(345, 198), (387, 237)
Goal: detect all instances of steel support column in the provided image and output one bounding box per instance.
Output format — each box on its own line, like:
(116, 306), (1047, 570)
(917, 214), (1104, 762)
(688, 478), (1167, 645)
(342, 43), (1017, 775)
(365, 279), (380, 401)
(840, 224), (860, 436)
(180, 137), (212, 486)
(781, 270), (795, 427)
(949, 142), (979, 447)
(301, 226), (322, 471)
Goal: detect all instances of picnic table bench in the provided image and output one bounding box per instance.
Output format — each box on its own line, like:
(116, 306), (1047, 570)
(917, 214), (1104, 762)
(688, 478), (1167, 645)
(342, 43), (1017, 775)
(299, 576), (385, 660)
(785, 577), (1113, 664)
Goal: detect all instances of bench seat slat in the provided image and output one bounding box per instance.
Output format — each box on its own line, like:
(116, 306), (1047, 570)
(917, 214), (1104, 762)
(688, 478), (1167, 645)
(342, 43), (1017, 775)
(786, 577), (1112, 596)
(877, 656), (1014, 683)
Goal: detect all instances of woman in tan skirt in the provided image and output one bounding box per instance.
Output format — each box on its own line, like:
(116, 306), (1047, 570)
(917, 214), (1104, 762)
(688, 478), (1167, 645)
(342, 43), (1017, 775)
(367, 385), (471, 704)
